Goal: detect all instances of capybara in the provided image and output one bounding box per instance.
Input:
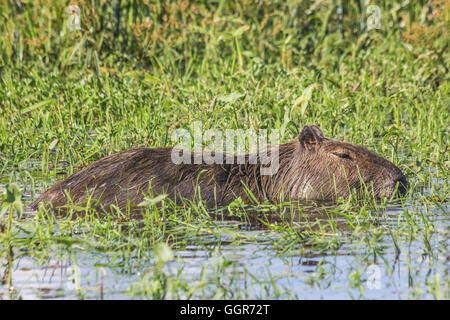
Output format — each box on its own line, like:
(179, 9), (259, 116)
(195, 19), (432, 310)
(31, 125), (407, 214)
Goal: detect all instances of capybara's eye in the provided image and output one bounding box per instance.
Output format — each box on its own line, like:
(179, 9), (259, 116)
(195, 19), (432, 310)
(332, 152), (352, 160)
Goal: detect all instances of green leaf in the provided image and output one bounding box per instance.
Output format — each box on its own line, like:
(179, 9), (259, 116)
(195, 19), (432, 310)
(3, 183), (23, 219)
(232, 26), (249, 37)
(21, 99), (56, 114)
(6, 183), (21, 203)
(292, 84), (316, 118)
(138, 194), (167, 207)
(153, 243), (174, 266)
(217, 92), (245, 103)
(49, 138), (59, 150)
(13, 201), (23, 218)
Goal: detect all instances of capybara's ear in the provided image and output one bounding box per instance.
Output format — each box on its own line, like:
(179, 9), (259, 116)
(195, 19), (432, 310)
(310, 125), (325, 139)
(298, 125), (325, 151)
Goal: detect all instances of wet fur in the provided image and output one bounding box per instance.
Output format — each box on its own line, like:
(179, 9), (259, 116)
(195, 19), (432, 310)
(31, 126), (407, 214)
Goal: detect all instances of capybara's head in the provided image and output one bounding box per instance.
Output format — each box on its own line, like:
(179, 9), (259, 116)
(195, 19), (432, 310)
(286, 125), (407, 200)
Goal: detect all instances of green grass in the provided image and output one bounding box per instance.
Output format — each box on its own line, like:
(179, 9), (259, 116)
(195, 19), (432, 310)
(0, 0), (449, 300)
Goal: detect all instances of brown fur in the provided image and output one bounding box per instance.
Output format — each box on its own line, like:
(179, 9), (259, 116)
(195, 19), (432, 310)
(31, 126), (407, 214)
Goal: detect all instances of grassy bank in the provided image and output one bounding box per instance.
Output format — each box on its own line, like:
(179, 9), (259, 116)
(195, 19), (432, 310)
(0, 0), (449, 299)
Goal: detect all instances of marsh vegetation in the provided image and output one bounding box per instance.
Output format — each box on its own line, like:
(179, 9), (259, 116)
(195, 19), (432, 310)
(0, 0), (448, 299)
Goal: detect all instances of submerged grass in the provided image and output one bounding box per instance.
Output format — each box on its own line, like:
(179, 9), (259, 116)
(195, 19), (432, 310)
(0, 0), (449, 299)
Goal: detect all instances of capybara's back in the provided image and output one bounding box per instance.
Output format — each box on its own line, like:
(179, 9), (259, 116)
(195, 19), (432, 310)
(31, 126), (407, 214)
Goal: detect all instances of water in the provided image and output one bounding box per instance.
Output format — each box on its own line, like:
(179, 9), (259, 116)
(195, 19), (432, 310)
(0, 163), (448, 300)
